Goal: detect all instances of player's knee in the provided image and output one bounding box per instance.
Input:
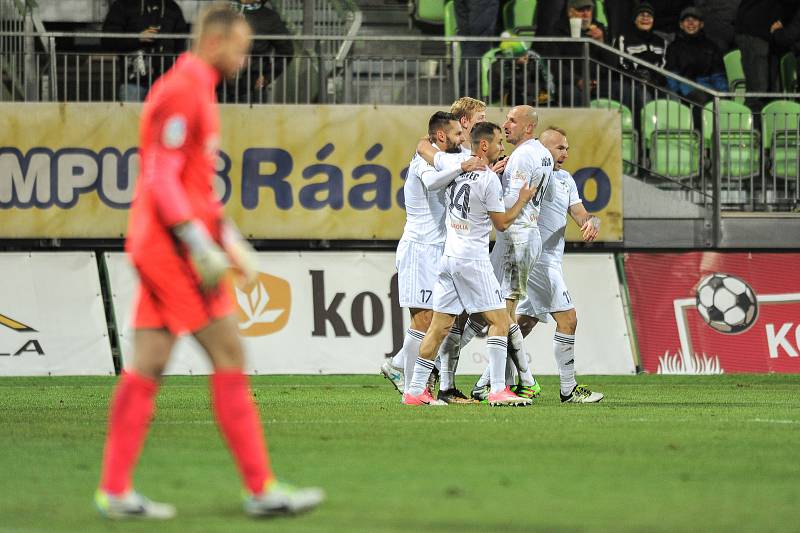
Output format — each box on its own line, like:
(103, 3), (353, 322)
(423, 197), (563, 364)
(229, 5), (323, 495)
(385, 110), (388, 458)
(517, 315), (536, 337)
(557, 311), (577, 335)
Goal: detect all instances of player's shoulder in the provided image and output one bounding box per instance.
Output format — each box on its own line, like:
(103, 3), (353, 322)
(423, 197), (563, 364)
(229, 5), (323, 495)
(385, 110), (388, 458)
(148, 70), (201, 115)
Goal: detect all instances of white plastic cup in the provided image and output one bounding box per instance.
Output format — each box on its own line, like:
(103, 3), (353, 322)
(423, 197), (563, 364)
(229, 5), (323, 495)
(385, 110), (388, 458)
(569, 17), (583, 38)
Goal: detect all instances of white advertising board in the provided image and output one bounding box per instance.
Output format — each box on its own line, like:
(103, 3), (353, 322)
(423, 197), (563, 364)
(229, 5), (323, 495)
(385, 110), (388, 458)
(0, 252), (114, 376)
(106, 251), (634, 375)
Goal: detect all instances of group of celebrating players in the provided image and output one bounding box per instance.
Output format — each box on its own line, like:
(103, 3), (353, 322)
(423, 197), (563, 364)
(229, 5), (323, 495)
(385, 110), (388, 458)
(381, 97), (604, 407)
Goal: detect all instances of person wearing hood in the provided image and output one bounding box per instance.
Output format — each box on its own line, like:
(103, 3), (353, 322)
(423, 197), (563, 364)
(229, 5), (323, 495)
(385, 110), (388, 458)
(613, 2), (668, 85)
(102, 0), (189, 101)
(611, 3), (668, 114)
(222, 0), (293, 103)
(665, 7), (728, 102)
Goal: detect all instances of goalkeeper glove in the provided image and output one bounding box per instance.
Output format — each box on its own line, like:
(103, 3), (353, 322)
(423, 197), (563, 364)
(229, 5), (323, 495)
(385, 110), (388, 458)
(222, 220), (258, 287)
(173, 220), (229, 291)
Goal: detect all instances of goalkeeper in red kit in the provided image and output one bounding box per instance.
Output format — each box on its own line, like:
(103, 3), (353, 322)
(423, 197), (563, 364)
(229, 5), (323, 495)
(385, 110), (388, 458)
(94, 3), (323, 520)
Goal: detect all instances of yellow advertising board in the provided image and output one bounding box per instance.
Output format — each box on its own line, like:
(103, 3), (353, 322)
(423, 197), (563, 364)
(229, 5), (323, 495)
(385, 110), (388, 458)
(0, 103), (622, 240)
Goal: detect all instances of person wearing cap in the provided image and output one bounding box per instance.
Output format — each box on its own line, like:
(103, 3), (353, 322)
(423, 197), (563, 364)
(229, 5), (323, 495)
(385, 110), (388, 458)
(644, 0), (694, 40)
(613, 2), (668, 83)
(610, 2), (668, 114)
(665, 6), (728, 102)
(537, 0), (609, 105)
(490, 36), (556, 106)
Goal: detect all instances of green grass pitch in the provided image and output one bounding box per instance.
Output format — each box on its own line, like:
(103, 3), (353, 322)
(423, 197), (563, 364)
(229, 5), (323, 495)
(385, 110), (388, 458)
(1, 374), (798, 532)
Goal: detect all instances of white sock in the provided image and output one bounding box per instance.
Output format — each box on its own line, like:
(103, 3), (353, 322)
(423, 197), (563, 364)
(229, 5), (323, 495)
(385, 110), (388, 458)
(459, 317), (484, 351)
(486, 336), (508, 393)
(476, 364), (491, 388)
(401, 329), (426, 392)
(508, 324), (535, 386)
(505, 357), (516, 386)
(554, 332), (577, 395)
(407, 357), (435, 396)
(437, 325), (461, 391)
(390, 352), (403, 369)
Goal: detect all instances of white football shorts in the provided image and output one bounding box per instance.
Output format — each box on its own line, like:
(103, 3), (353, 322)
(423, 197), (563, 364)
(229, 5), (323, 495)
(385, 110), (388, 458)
(395, 239), (444, 309)
(432, 255), (506, 315)
(517, 261), (574, 322)
(490, 228), (543, 300)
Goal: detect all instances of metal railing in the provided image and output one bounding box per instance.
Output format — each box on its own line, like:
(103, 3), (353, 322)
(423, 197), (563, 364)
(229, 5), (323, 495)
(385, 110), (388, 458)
(1, 31), (799, 220)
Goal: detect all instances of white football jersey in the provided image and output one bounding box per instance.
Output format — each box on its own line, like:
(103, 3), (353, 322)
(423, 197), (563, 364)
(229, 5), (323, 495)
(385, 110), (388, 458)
(501, 138), (554, 234)
(433, 145), (472, 170)
(400, 152), (448, 244)
(443, 167), (505, 260)
(538, 169), (582, 266)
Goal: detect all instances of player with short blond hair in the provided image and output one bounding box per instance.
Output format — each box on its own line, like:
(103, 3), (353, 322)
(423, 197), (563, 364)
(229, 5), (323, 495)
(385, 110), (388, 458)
(94, 3), (323, 520)
(403, 122), (534, 407)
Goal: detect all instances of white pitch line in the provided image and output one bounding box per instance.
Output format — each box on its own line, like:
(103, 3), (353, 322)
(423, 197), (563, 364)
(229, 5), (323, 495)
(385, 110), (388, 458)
(748, 418), (800, 425)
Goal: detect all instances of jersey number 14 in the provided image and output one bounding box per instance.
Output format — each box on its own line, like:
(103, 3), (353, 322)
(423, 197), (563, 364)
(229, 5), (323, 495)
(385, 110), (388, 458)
(448, 182), (471, 219)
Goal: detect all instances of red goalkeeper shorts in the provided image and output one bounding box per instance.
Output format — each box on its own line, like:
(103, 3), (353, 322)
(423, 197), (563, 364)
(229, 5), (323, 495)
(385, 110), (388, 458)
(131, 252), (234, 335)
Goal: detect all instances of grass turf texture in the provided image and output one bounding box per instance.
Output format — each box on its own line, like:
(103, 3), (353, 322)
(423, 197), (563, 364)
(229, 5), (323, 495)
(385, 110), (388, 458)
(0, 375), (798, 532)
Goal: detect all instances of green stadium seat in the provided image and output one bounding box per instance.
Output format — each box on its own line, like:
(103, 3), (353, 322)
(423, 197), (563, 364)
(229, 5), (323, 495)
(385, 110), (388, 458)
(641, 99), (701, 178)
(590, 98), (638, 175)
(480, 47), (504, 104)
(702, 100), (760, 179)
(413, 0), (445, 25)
(594, 0), (608, 28)
(723, 50), (746, 104)
(780, 52), (798, 93)
(444, 1), (460, 65)
(502, 0), (537, 32)
(761, 99), (800, 180)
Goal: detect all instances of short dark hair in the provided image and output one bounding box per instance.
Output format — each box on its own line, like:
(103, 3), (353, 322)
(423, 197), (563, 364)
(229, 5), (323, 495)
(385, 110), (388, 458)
(428, 111), (458, 137)
(195, 2), (247, 41)
(471, 121), (501, 148)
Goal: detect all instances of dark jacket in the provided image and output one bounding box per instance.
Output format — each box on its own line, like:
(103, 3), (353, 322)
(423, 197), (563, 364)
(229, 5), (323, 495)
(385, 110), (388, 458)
(224, 3), (294, 102)
(102, 0), (188, 54)
(665, 28), (728, 95)
(772, 2), (800, 55)
(695, 0), (741, 52)
(613, 27), (668, 84)
(735, 0), (781, 41)
(102, 0), (188, 84)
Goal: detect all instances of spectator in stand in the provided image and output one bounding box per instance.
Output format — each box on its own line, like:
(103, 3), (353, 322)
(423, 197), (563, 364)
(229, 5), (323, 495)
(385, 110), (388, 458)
(694, 0), (741, 54)
(222, 0), (293, 103)
(455, 0), (500, 95)
(538, 0), (608, 105)
(613, 2), (667, 84)
(535, 0), (567, 36)
(489, 39), (556, 106)
(612, 3), (667, 112)
(665, 7), (728, 102)
(102, 0), (189, 102)
(604, 0), (639, 41)
(647, 0), (693, 40)
(734, 0), (783, 93)
(770, 1), (800, 91)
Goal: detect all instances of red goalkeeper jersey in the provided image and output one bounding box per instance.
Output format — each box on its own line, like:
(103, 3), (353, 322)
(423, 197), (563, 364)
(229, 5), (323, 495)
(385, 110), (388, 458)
(126, 52), (223, 259)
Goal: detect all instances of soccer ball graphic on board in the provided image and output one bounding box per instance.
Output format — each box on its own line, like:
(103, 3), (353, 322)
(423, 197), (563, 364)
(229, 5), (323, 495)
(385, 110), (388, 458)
(695, 273), (758, 334)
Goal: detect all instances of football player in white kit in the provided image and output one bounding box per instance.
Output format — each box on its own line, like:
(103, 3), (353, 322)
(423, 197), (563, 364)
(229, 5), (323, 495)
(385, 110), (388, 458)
(455, 106), (553, 402)
(385, 97), (492, 402)
(516, 127), (604, 403)
(403, 122), (535, 407)
(381, 111), (485, 402)
(471, 128), (605, 402)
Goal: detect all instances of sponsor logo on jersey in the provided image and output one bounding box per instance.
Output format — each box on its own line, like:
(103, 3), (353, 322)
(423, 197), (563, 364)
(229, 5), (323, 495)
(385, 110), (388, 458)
(162, 115), (187, 148)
